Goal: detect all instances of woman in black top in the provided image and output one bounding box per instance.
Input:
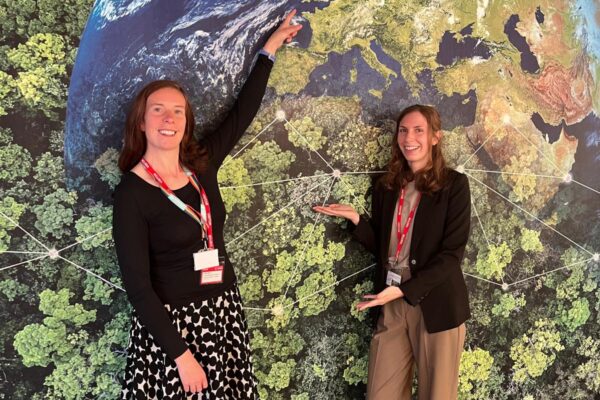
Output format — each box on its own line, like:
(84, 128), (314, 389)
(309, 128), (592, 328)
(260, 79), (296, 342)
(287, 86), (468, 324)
(113, 11), (302, 399)
(314, 105), (471, 399)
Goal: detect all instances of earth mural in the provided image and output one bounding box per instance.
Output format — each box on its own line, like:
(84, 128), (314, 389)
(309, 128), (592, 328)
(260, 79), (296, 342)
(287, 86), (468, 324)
(1, 0), (599, 398)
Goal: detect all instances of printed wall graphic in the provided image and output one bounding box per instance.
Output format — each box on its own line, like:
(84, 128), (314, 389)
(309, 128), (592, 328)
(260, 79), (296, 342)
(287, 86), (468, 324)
(0, 0), (599, 398)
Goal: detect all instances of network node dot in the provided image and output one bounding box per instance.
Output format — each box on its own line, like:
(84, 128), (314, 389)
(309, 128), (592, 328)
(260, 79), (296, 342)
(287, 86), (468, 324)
(501, 114), (511, 125)
(593, 253), (599, 262)
(501, 282), (509, 291)
(275, 110), (286, 121)
(563, 173), (572, 183)
(271, 304), (285, 316)
(48, 248), (59, 259)
(332, 169), (342, 178)
(456, 165), (465, 174)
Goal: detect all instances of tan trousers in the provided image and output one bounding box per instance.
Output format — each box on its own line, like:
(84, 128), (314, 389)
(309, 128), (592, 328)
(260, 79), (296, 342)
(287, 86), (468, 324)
(367, 299), (466, 400)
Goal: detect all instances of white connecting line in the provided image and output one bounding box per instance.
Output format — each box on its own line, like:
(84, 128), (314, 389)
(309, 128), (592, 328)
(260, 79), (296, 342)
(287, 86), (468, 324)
(0, 212), (123, 291)
(282, 177), (337, 298)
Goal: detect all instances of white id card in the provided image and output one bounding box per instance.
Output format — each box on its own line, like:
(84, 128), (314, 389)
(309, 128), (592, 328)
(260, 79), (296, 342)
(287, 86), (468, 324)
(386, 270), (402, 287)
(201, 265), (224, 285)
(193, 248), (219, 271)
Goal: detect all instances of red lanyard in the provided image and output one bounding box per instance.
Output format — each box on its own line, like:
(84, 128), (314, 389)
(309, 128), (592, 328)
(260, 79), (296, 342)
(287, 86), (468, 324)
(140, 158), (214, 249)
(394, 187), (421, 261)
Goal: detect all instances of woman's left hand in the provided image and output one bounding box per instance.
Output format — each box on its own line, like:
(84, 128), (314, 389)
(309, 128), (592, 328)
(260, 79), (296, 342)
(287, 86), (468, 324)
(263, 9), (303, 55)
(357, 286), (404, 311)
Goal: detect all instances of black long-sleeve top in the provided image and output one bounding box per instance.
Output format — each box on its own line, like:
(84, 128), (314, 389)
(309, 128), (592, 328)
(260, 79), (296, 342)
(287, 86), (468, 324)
(112, 54), (273, 360)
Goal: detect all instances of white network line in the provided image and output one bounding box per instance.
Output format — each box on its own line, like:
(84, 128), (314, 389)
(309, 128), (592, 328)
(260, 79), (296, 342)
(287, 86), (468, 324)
(0, 254), (49, 272)
(58, 256), (124, 292)
(466, 172), (594, 256)
(222, 117), (278, 167)
(463, 272), (504, 287)
(508, 257), (594, 287)
(471, 199), (493, 249)
(284, 118), (336, 171)
(0, 211), (50, 251)
(461, 125), (502, 167)
(286, 263), (376, 308)
(282, 177), (337, 298)
(1, 250), (47, 255)
(464, 168), (564, 180)
(508, 121), (565, 175)
(219, 173), (331, 190)
(226, 177), (333, 247)
(58, 227), (112, 252)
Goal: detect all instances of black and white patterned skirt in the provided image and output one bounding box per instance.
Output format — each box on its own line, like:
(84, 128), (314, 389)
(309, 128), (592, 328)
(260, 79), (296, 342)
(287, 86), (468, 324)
(121, 285), (258, 399)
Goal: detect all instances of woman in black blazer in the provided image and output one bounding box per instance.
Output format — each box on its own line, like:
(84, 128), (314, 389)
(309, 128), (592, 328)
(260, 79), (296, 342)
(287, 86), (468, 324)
(314, 104), (471, 400)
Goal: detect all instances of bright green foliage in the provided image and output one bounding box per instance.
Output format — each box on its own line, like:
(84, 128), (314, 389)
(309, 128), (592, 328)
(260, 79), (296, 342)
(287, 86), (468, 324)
(258, 359), (296, 391)
(491, 293), (526, 318)
(74, 204), (112, 250)
(519, 228), (543, 253)
(295, 269), (337, 316)
(0, 0), (93, 44)
(575, 337), (600, 392)
(266, 295), (298, 331)
(291, 394), (310, 400)
(14, 289), (96, 367)
(0, 143), (32, 183)
(510, 319), (564, 383)
(217, 156), (255, 212)
(6, 33), (68, 118)
(559, 298), (590, 332)
(94, 147), (121, 190)
(0, 126), (12, 144)
(33, 152), (64, 190)
(258, 206), (301, 256)
(331, 174), (370, 215)
(239, 274), (263, 302)
(251, 329), (305, 359)
(555, 265), (585, 301)
(32, 188), (77, 239)
(0, 278), (29, 301)
(349, 280), (373, 321)
(44, 354), (94, 400)
(264, 223), (345, 294)
(0, 196), (26, 252)
(0, 69), (16, 115)
(292, 223), (345, 268)
(475, 242), (512, 280)
(458, 348), (494, 395)
(327, 120), (390, 170)
(287, 116), (327, 151)
(341, 333), (368, 385)
(242, 140), (296, 183)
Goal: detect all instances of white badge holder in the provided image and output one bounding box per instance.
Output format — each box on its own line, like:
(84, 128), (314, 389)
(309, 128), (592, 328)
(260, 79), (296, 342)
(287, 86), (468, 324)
(193, 248), (219, 271)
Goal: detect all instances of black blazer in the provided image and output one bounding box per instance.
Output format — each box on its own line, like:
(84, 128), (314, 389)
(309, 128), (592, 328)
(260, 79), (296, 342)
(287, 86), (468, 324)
(350, 169), (471, 333)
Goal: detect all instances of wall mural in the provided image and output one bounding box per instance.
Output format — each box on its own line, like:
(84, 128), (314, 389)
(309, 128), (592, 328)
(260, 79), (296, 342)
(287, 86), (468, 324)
(0, 0), (599, 398)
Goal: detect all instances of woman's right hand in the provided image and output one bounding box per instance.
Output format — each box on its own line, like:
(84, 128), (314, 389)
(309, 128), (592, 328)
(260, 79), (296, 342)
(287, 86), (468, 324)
(175, 350), (208, 393)
(312, 203), (360, 225)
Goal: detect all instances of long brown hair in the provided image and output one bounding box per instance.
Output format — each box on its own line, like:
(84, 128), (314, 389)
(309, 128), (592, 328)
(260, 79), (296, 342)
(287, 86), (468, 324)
(118, 80), (209, 174)
(381, 104), (448, 194)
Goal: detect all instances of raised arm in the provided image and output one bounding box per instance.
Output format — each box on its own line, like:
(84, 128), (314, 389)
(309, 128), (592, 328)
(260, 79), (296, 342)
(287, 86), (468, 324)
(200, 10), (303, 167)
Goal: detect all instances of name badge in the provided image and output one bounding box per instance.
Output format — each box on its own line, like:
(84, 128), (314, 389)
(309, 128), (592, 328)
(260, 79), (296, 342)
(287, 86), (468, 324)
(386, 270), (402, 287)
(200, 265), (224, 285)
(193, 248), (219, 271)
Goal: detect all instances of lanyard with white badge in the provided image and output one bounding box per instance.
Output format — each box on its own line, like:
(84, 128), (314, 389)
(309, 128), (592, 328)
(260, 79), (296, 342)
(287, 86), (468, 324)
(140, 158), (223, 285)
(386, 187), (422, 287)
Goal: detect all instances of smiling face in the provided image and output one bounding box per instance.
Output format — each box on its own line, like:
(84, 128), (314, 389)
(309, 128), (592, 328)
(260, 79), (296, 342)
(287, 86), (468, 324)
(397, 111), (441, 172)
(140, 87), (187, 153)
